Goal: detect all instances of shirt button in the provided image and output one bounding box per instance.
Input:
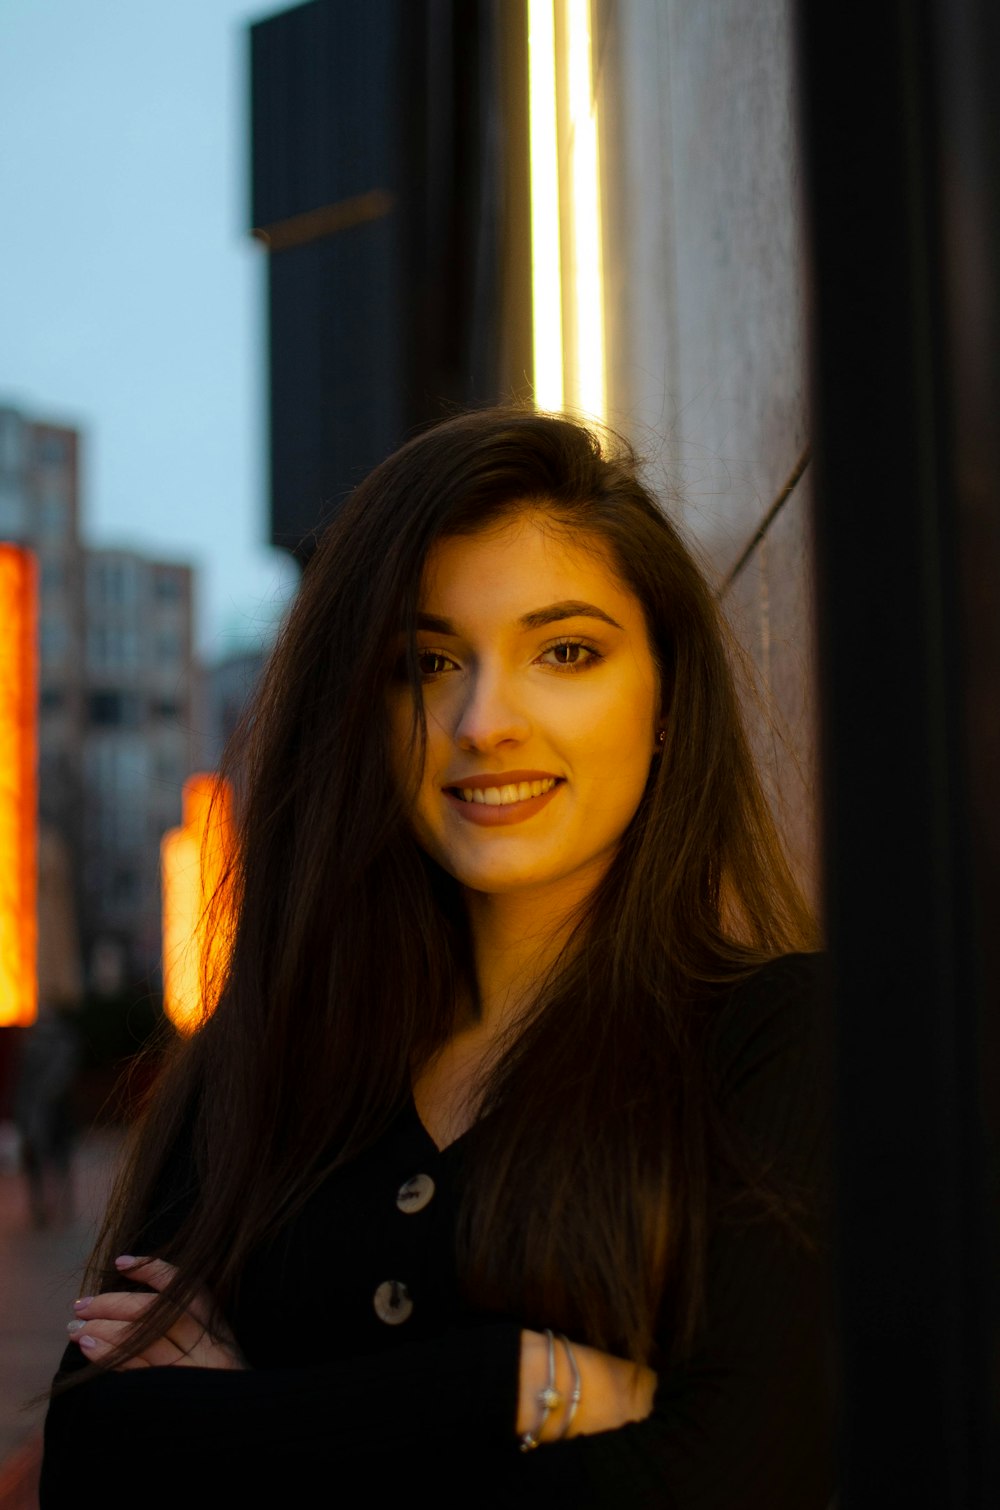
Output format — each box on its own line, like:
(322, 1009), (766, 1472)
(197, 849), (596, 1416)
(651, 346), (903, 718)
(396, 1173), (436, 1214)
(373, 1280), (413, 1325)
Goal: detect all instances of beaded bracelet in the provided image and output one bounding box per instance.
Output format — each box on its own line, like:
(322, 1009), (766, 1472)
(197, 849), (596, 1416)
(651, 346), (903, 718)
(518, 1329), (564, 1451)
(555, 1333), (582, 1438)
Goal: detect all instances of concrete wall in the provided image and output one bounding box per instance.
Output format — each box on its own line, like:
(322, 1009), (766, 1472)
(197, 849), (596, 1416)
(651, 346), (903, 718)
(597, 0), (818, 903)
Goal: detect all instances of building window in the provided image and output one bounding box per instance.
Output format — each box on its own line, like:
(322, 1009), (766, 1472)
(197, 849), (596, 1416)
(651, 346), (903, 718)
(40, 619), (68, 665)
(0, 412), (24, 475)
(90, 557), (139, 610)
(87, 622), (141, 674)
(154, 570), (184, 603)
(156, 629), (182, 664)
(87, 690), (143, 729)
(41, 559), (66, 592)
(38, 489), (67, 540)
(0, 482), (27, 539)
(36, 432), (69, 466)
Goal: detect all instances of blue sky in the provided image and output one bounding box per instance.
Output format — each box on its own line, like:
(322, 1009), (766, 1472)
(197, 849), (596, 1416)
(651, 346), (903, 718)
(0, 0), (301, 656)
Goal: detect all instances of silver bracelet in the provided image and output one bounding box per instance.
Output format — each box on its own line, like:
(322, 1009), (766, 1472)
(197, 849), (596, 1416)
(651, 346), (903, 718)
(519, 1328), (564, 1451)
(555, 1333), (582, 1438)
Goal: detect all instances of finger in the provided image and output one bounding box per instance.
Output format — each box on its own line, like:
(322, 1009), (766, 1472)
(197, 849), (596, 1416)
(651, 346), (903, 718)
(113, 1255), (178, 1291)
(73, 1319), (187, 1369)
(73, 1332), (148, 1367)
(113, 1255), (215, 1330)
(73, 1291), (155, 1323)
(71, 1300), (204, 1363)
(76, 1333), (155, 1370)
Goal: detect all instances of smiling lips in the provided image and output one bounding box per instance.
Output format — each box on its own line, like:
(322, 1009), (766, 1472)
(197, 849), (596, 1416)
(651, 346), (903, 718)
(443, 772), (564, 826)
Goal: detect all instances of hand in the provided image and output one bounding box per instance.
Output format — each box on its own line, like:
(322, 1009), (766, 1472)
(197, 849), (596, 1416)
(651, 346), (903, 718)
(68, 1256), (247, 1371)
(518, 1330), (657, 1442)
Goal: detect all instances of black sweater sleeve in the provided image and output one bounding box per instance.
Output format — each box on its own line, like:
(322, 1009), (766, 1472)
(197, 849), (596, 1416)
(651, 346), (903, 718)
(40, 954), (836, 1508)
(40, 1324), (523, 1506)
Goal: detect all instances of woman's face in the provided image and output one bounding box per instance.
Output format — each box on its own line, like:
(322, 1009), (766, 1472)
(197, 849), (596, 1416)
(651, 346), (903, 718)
(387, 510), (661, 905)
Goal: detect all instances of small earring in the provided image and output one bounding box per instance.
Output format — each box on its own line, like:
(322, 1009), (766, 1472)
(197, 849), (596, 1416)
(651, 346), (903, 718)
(656, 728), (666, 746)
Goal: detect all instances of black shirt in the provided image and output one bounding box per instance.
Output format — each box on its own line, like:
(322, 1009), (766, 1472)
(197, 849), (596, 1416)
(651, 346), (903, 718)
(40, 952), (837, 1508)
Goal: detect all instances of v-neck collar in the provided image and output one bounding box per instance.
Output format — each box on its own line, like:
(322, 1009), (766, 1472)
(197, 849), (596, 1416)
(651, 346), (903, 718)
(408, 1090), (477, 1158)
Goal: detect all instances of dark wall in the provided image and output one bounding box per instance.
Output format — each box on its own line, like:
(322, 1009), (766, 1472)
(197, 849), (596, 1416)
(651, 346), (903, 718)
(796, 0), (1000, 1502)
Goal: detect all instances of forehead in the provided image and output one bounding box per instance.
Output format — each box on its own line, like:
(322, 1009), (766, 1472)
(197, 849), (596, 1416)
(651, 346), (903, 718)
(419, 512), (637, 616)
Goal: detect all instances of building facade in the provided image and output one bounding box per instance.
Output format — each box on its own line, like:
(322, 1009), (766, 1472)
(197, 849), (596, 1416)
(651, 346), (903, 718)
(0, 407), (86, 859)
(82, 549), (197, 986)
(0, 403), (205, 991)
(0, 406), (87, 1003)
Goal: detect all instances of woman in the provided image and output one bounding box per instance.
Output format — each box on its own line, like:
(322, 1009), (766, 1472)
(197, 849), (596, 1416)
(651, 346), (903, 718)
(42, 409), (835, 1507)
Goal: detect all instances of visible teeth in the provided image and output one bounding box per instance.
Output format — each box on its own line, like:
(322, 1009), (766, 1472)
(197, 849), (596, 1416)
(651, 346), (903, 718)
(458, 777), (558, 806)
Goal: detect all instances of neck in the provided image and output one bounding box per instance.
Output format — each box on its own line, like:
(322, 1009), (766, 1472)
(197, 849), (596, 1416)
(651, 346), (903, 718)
(461, 863), (604, 1034)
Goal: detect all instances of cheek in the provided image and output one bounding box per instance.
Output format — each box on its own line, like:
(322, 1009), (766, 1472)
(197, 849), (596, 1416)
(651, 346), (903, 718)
(574, 677), (657, 769)
(566, 732), (654, 841)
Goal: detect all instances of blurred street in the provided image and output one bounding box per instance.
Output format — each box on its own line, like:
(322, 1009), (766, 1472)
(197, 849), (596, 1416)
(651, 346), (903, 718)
(0, 1131), (120, 1506)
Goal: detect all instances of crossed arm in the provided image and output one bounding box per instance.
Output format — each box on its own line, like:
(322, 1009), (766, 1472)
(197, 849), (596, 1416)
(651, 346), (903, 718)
(68, 1255), (656, 1442)
(48, 958), (835, 1507)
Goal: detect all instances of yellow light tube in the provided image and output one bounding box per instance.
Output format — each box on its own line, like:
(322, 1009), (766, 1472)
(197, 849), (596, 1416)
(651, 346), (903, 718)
(527, 0), (564, 410)
(565, 0), (605, 422)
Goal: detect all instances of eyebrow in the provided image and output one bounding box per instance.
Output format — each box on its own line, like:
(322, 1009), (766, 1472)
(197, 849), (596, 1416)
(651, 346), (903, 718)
(415, 600), (624, 635)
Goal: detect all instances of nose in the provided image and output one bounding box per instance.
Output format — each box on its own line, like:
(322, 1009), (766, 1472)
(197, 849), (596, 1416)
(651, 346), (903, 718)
(452, 665), (531, 753)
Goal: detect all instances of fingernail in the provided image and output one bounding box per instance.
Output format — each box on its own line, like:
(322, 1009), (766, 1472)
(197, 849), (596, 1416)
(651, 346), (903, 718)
(67, 1320), (87, 1334)
(114, 1255), (137, 1269)
(74, 1297), (93, 1310)
(78, 1335), (97, 1350)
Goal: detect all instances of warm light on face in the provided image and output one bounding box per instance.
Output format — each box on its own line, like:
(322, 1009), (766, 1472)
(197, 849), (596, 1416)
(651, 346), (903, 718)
(161, 772), (235, 1034)
(387, 515), (659, 909)
(0, 545), (38, 1027)
(526, 0), (605, 422)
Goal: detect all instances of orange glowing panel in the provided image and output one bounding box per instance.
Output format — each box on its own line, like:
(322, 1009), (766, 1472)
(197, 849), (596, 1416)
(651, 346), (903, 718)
(161, 773), (236, 1034)
(0, 545), (38, 1027)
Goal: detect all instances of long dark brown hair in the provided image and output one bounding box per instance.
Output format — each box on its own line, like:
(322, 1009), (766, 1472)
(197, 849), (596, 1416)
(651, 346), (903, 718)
(85, 408), (816, 1371)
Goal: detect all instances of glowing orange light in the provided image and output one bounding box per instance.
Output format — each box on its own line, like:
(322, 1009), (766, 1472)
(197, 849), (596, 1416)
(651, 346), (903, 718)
(0, 545), (38, 1027)
(161, 773), (236, 1034)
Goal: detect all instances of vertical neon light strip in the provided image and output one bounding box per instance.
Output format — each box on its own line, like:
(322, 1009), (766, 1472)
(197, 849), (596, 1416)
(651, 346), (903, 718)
(566, 0), (605, 421)
(162, 772), (235, 1034)
(0, 545), (37, 1026)
(527, 0), (564, 410)
(161, 824), (200, 1032)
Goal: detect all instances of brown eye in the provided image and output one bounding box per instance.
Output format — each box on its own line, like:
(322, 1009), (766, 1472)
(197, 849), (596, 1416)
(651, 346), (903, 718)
(553, 643), (584, 665)
(416, 650), (456, 678)
(540, 640), (601, 669)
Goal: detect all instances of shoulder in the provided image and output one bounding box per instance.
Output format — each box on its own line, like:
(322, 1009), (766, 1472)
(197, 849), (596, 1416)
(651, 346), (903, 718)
(707, 952), (831, 1095)
(704, 953), (833, 1204)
